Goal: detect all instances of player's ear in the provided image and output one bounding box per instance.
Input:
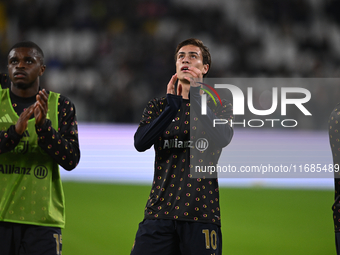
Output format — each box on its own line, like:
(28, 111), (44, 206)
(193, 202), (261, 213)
(203, 64), (209, 75)
(39, 65), (46, 76)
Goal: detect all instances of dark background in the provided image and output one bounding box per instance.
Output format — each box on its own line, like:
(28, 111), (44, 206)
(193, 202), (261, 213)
(0, 0), (339, 127)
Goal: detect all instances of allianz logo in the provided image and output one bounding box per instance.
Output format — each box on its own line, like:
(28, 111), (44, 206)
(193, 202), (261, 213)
(163, 138), (209, 151)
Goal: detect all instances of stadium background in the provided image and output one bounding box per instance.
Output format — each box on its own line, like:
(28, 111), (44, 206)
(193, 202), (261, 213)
(0, 0), (338, 254)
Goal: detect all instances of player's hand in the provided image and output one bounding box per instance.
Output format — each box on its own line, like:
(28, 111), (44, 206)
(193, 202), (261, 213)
(167, 74), (179, 95)
(183, 66), (203, 87)
(34, 89), (48, 127)
(15, 104), (35, 135)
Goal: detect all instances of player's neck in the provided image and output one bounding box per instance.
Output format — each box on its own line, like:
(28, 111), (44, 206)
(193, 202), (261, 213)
(180, 83), (190, 100)
(10, 82), (39, 98)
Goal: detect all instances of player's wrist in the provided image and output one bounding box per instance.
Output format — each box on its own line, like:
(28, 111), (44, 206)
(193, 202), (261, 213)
(35, 119), (51, 132)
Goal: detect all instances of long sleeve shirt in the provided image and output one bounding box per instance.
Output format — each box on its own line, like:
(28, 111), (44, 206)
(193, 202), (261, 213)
(134, 87), (233, 226)
(329, 103), (340, 232)
(0, 73), (80, 170)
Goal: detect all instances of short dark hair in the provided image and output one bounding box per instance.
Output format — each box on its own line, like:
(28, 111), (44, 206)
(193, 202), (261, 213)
(8, 41), (45, 64)
(174, 38), (211, 77)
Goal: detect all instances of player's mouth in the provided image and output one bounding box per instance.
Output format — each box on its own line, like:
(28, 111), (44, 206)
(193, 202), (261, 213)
(181, 66), (189, 72)
(13, 71), (27, 78)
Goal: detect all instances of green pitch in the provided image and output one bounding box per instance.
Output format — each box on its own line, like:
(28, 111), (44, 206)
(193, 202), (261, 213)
(62, 182), (334, 255)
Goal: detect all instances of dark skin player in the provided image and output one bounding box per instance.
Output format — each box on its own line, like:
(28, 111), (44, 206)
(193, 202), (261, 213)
(7, 47), (49, 135)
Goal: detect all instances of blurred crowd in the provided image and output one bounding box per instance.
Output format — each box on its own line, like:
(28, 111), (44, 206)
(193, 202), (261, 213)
(0, 0), (339, 129)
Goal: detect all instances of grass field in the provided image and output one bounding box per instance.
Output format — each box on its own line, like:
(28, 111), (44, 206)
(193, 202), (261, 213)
(62, 182), (335, 255)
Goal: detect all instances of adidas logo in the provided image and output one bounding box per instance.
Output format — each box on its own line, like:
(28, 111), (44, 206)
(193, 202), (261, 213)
(0, 114), (29, 137)
(0, 114), (13, 123)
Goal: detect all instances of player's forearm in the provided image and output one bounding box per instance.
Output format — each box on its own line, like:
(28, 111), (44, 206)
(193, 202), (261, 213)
(0, 125), (23, 154)
(36, 119), (80, 170)
(134, 94), (182, 152)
